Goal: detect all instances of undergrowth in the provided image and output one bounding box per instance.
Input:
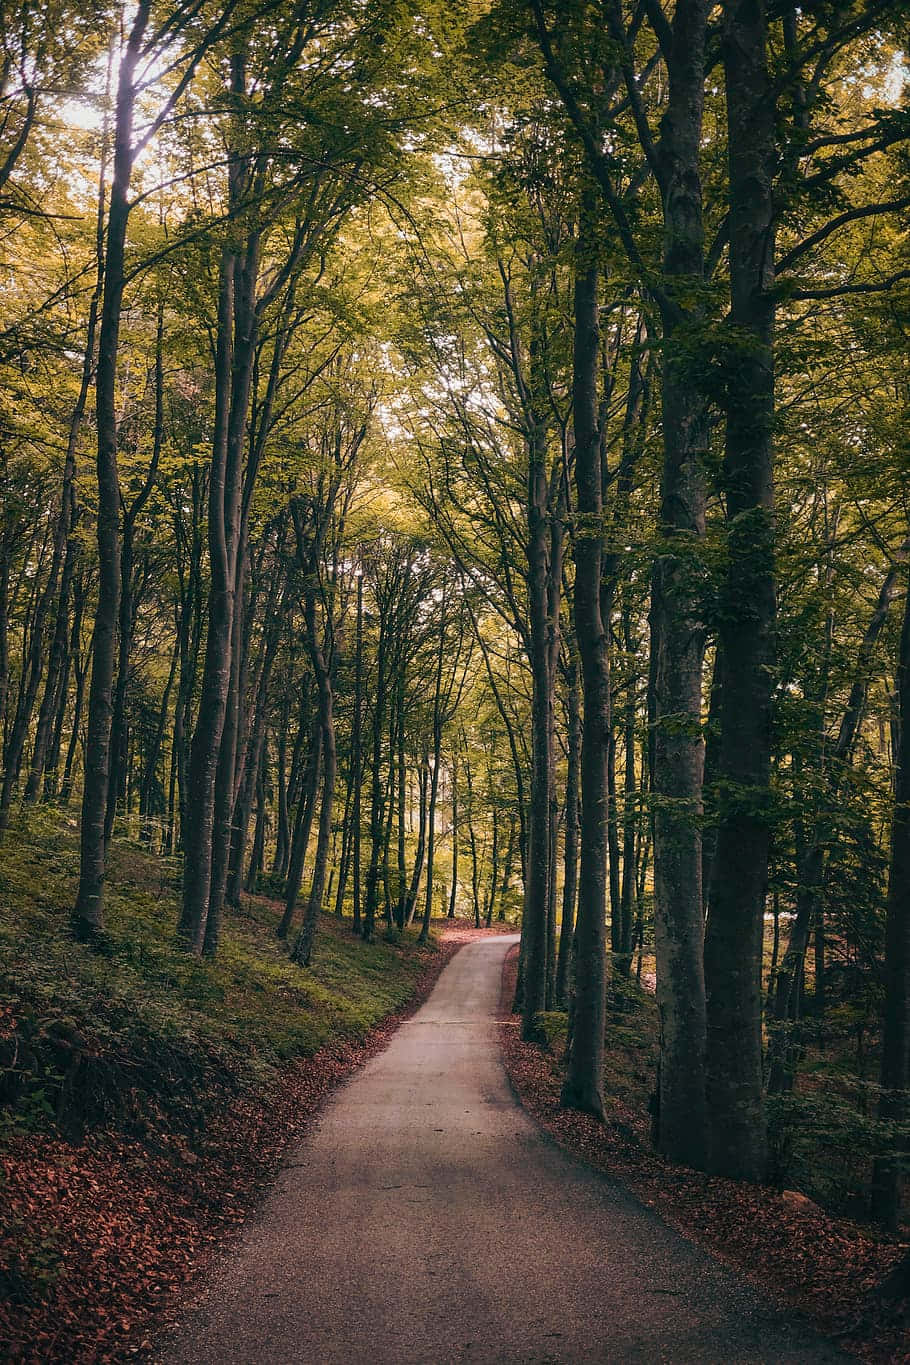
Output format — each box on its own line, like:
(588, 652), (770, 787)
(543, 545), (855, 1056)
(533, 969), (904, 1221)
(0, 806), (441, 1147)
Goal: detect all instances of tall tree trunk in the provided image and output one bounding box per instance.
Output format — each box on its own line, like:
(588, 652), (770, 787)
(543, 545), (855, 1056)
(60, 609), (90, 807)
(619, 616), (637, 975)
(271, 686), (292, 879)
(105, 305), (164, 844)
(73, 0), (150, 937)
(419, 749), (440, 943)
(227, 594), (283, 905)
(203, 575), (244, 958)
(560, 222), (606, 1119)
(46, 571), (86, 800)
(396, 675), (407, 930)
(704, 0), (777, 1181)
(180, 45), (259, 951)
(465, 748), (481, 929)
(607, 727), (622, 967)
(139, 639), (178, 843)
(351, 569), (364, 933)
(647, 0), (712, 1164)
(485, 802), (500, 928)
(246, 744), (267, 893)
(292, 584), (336, 966)
(447, 761), (458, 920)
(406, 751), (429, 927)
(871, 554), (910, 1228)
(522, 415), (553, 1038)
(499, 813), (516, 921)
(333, 767), (355, 917)
(277, 714), (321, 940)
(180, 221), (258, 950)
(363, 615), (387, 943)
(26, 525), (79, 804)
(556, 656), (580, 1007)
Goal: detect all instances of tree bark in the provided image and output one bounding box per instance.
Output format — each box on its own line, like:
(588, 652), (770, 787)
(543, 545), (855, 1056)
(560, 225), (606, 1120)
(647, 0), (712, 1167)
(72, 0), (150, 937)
(702, 0), (777, 1183)
(556, 656), (580, 1007)
(522, 404), (554, 1039)
(277, 713), (321, 941)
(292, 578), (337, 967)
(406, 750), (429, 927)
(447, 760), (458, 920)
(871, 554), (910, 1227)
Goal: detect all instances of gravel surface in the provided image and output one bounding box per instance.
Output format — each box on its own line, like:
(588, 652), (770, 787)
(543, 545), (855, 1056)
(157, 935), (850, 1364)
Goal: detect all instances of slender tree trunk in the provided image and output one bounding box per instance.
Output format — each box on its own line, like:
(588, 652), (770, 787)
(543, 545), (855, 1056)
(246, 745), (267, 892)
(522, 416), (553, 1038)
(406, 751), (429, 927)
(363, 617), (387, 943)
(227, 599), (282, 905)
(60, 613), (90, 807)
(485, 802), (500, 928)
(447, 761), (458, 920)
(272, 688), (292, 879)
(607, 727), (622, 966)
(27, 528), (79, 804)
(419, 750), (440, 943)
(381, 705), (396, 925)
(561, 224), (606, 1119)
(396, 675), (407, 930)
(0, 532), (11, 742)
(139, 639), (178, 843)
(871, 555), (910, 1227)
(333, 770), (354, 917)
(351, 569), (363, 933)
(465, 750), (481, 929)
(277, 714), (321, 940)
(701, 645), (725, 913)
(73, 1), (150, 936)
(203, 574), (244, 958)
(178, 248), (236, 949)
(292, 584), (336, 967)
(499, 813), (516, 921)
(46, 572), (85, 800)
(545, 786), (558, 1003)
(180, 48), (259, 951)
(619, 605), (638, 974)
(557, 657), (580, 1007)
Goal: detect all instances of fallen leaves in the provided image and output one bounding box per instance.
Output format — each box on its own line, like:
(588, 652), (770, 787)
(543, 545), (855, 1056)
(0, 930), (473, 1364)
(497, 945), (910, 1365)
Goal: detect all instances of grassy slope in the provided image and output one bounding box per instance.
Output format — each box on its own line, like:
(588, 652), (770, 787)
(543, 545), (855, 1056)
(0, 807), (465, 1362)
(0, 806), (443, 1147)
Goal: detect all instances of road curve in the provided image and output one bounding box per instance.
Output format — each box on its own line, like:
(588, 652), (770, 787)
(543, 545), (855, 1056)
(158, 935), (847, 1364)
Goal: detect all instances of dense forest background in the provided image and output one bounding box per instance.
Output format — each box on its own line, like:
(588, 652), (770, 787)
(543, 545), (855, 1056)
(1, 0), (909, 1259)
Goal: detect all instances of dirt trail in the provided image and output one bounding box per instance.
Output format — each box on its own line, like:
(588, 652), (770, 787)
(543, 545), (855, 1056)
(158, 935), (848, 1364)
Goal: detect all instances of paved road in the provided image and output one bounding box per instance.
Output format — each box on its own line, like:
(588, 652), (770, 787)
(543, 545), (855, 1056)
(159, 936), (848, 1364)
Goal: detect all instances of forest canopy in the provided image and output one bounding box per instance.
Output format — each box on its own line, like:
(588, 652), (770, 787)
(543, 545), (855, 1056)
(1, 0), (909, 1233)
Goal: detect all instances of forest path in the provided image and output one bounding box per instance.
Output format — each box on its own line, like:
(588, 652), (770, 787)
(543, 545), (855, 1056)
(158, 936), (847, 1364)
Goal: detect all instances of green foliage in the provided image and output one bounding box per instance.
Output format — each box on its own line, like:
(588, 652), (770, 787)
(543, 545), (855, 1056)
(767, 1090), (910, 1215)
(535, 1010), (568, 1054)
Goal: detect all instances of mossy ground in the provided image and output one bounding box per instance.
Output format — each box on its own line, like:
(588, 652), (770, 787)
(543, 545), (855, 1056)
(0, 805), (444, 1146)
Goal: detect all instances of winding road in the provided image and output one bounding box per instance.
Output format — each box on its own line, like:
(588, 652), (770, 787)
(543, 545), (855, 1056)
(159, 935), (847, 1364)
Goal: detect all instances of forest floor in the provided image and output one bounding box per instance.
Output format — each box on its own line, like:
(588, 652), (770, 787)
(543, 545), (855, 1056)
(498, 946), (909, 1365)
(0, 806), (503, 1363)
(157, 934), (843, 1365)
